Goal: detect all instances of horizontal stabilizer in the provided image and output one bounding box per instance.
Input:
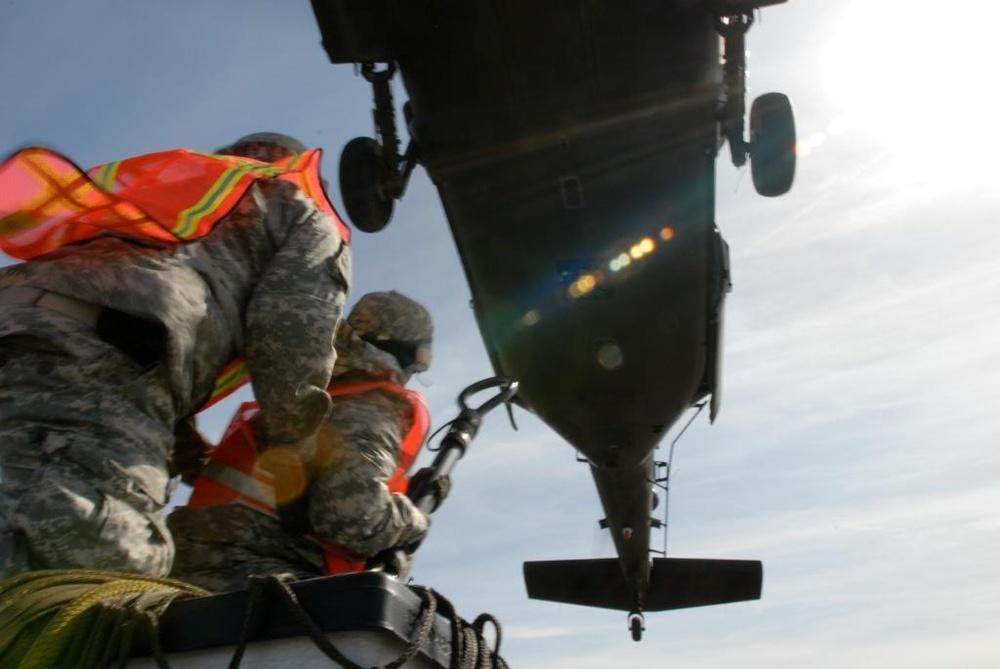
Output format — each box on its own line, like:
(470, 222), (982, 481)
(523, 557), (762, 612)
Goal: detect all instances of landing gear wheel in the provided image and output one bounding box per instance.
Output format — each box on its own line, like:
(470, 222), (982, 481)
(628, 611), (644, 642)
(339, 137), (395, 233)
(749, 92), (796, 197)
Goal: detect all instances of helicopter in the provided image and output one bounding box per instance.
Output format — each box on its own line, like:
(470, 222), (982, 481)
(310, 0), (794, 641)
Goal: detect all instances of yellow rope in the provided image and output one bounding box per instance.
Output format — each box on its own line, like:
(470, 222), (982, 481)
(0, 569), (208, 669)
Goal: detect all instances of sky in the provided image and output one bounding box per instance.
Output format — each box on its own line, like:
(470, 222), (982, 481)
(2, 0), (999, 666)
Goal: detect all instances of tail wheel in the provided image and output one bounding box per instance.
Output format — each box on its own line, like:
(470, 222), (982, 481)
(628, 611), (645, 642)
(339, 137), (395, 233)
(749, 92), (796, 197)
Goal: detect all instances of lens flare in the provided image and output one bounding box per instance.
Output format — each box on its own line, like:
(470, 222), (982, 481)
(516, 309), (540, 328)
(256, 447), (308, 504)
(568, 273), (597, 298)
(629, 237), (655, 260)
(596, 341), (624, 370)
(609, 253), (631, 273)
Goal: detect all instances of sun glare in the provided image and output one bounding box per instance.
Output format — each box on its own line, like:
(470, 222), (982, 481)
(821, 1), (998, 186)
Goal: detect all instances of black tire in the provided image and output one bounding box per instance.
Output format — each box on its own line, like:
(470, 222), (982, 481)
(339, 137), (394, 233)
(749, 92), (796, 197)
(630, 616), (643, 642)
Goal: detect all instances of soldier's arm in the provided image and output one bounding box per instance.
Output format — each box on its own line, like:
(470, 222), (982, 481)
(307, 395), (430, 556)
(244, 189), (352, 461)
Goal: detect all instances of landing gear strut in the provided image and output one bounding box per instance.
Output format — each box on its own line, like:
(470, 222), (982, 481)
(339, 62), (418, 232)
(715, 11), (796, 196)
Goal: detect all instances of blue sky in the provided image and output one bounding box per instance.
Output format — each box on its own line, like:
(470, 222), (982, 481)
(2, 1), (999, 666)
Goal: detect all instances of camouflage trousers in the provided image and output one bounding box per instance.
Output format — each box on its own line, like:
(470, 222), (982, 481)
(168, 504), (325, 593)
(0, 303), (178, 580)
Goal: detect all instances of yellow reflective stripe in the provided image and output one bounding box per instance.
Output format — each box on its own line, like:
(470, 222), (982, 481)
(173, 166), (250, 237)
(282, 152), (315, 200)
(224, 156), (284, 177)
(210, 358), (249, 401)
(92, 161), (120, 191)
(174, 163), (284, 238)
(283, 153), (306, 170)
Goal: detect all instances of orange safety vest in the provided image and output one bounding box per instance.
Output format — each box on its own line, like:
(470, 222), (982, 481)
(187, 380), (431, 575)
(0, 145), (351, 409)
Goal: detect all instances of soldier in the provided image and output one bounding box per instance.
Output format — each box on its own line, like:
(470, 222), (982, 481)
(168, 291), (445, 592)
(0, 133), (352, 579)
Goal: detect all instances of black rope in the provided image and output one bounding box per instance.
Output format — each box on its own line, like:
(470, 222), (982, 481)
(269, 576), (368, 669)
(226, 575), (509, 669)
(228, 575), (271, 668)
(228, 575), (438, 669)
(379, 585), (436, 669)
(429, 588), (509, 669)
(473, 614), (507, 669)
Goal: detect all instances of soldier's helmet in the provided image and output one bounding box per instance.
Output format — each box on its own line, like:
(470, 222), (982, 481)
(216, 132), (307, 163)
(347, 291), (433, 377)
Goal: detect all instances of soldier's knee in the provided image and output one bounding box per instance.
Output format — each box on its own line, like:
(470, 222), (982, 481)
(9, 465), (173, 576)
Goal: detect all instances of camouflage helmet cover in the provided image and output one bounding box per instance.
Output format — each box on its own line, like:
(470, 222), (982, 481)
(347, 291), (433, 374)
(216, 132), (308, 163)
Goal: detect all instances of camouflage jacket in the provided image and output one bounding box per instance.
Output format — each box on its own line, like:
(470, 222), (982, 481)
(0, 180), (351, 452)
(306, 324), (430, 556)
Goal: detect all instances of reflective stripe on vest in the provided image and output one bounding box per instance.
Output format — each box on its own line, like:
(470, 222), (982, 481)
(0, 146), (349, 260)
(186, 401), (274, 513)
(186, 380), (430, 575)
(203, 358), (250, 410)
(0, 145), (351, 410)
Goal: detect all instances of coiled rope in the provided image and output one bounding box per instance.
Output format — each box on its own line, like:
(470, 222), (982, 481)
(1, 570), (510, 669)
(0, 569), (208, 669)
(435, 593), (510, 669)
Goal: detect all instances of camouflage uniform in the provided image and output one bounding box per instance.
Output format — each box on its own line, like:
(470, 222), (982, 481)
(168, 294), (432, 593)
(0, 144), (351, 579)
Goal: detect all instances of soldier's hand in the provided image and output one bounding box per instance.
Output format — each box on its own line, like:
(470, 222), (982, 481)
(409, 468), (450, 513)
(369, 542), (421, 580)
(170, 417), (213, 485)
